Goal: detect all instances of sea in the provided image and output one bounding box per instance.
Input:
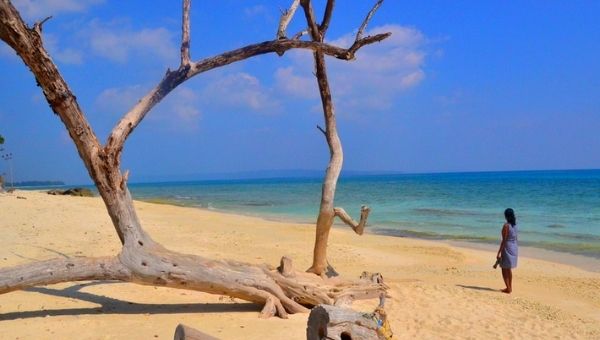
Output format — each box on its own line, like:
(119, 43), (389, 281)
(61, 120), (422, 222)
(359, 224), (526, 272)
(125, 169), (600, 260)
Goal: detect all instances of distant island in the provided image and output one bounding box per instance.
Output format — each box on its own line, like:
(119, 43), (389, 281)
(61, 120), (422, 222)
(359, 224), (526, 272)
(13, 180), (65, 187)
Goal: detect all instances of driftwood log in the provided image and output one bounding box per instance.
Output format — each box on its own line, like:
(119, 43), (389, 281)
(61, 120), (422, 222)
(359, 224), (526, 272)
(173, 324), (220, 340)
(0, 0), (390, 319)
(306, 299), (392, 340)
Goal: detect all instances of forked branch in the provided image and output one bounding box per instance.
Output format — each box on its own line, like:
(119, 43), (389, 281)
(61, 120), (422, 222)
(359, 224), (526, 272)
(356, 0), (384, 41)
(334, 206), (371, 235)
(106, 0), (390, 162)
(277, 0), (300, 40)
(350, 0), (385, 55)
(106, 36), (389, 163)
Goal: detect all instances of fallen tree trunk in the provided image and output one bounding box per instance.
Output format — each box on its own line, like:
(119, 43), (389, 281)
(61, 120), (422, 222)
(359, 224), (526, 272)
(0, 214), (386, 318)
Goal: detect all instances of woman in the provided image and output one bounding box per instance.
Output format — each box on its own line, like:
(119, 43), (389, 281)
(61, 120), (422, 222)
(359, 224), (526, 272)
(497, 208), (518, 293)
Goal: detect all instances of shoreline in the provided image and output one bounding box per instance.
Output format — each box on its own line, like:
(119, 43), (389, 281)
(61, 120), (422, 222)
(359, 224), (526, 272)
(20, 189), (600, 273)
(135, 195), (600, 274)
(1, 190), (599, 339)
(23, 186), (600, 270)
(443, 240), (600, 273)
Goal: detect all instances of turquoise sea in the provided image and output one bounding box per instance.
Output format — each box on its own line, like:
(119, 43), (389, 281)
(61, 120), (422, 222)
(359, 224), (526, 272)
(127, 169), (600, 259)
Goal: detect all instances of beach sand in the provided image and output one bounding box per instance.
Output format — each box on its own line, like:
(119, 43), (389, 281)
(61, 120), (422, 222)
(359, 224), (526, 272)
(1, 190), (599, 339)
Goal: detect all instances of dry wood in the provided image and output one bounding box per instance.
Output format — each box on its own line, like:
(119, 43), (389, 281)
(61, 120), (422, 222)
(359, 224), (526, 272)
(277, 0), (300, 40)
(0, 0), (390, 318)
(320, 0), (335, 34)
(306, 303), (391, 340)
(301, 0), (383, 276)
(334, 206), (371, 235)
(181, 0), (191, 66)
(174, 324), (220, 340)
(356, 0), (384, 41)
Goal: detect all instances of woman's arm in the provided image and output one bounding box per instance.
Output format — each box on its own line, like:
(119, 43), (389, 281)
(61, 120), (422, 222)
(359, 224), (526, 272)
(497, 223), (509, 259)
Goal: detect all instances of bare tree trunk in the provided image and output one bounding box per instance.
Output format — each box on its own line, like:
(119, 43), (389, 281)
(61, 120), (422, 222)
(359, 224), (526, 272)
(307, 49), (343, 276)
(301, 0), (379, 276)
(0, 0), (390, 318)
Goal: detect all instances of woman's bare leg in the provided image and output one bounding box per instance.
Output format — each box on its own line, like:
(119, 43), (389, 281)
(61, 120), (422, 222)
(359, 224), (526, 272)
(501, 269), (511, 293)
(506, 269), (513, 293)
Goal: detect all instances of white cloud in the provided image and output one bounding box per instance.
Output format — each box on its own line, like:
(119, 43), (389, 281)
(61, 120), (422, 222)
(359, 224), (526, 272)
(85, 19), (177, 63)
(94, 85), (201, 130)
(202, 72), (281, 113)
(95, 85), (146, 115)
(275, 66), (318, 99)
(2, 17), (175, 65)
(94, 71), (280, 131)
(12, 0), (104, 20)
(275, 24), (429, 113)
(244, 5), (268, 18)
(165, 87), (201, 124)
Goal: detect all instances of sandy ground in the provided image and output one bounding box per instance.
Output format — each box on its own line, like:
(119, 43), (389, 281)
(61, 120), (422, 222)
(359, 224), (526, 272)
(0, 190), (599, 339)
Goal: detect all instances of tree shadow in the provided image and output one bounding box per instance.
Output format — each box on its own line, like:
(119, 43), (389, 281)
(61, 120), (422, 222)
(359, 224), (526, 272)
(456, 284), (498, 292)
(0, 281), (259, 321)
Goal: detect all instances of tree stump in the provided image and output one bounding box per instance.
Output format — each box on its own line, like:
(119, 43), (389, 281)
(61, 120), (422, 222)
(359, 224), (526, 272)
(306, 302), (392, 340)
(173, 324), (220, 340)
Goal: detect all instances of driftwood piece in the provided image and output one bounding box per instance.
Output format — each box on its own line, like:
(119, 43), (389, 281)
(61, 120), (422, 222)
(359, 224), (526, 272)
(306, 302), (392, 340)
(174, 324), (220, 340)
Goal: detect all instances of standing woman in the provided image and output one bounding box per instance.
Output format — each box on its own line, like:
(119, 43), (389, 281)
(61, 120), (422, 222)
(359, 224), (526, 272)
(497, 208), (518, 293)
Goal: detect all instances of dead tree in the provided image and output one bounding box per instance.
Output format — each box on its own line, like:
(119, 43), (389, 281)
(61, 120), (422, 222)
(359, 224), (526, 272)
(301, 0), (380, 276)
(0, 0), (390, 318)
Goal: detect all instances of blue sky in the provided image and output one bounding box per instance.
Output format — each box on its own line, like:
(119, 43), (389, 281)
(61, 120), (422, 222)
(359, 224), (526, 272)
(1, 0), (599, 184)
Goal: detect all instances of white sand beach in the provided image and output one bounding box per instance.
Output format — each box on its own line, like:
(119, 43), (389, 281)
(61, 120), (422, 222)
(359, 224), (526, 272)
(0, 190), (599, 339)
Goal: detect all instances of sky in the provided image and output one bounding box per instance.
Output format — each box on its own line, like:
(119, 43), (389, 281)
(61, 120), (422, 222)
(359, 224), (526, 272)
(0, 0), (599, 184)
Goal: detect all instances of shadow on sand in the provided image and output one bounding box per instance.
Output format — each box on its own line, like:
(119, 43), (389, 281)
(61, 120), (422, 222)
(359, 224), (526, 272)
(0, 281), (259, 321)
(456, 284), (498, 292)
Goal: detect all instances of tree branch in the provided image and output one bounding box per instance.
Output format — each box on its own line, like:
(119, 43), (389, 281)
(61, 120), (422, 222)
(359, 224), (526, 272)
(33, 15), (51, 35)
(180, 0), (191, 66)
(319, 0), (335, 35)
(106, 36), (390, 158)
(348, 32), (391, 56)
(334, 206), (371, 235)
(356, 0), (384, 41)
(277, 0), (300, 40)
(0, 256), (129, 294)
(316, 124), (326, 136)
(0, 249), (386, 319)
(292, 29), (308, 40)
(300, 0), (322, 41)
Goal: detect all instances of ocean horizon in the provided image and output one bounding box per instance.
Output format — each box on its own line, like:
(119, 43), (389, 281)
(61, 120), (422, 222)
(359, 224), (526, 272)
(114, 169), (600, 260)
(22, 169), (600, 260)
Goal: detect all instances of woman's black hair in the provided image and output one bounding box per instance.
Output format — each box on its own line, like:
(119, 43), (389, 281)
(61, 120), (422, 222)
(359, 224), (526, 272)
(504, 208), (516, 226)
